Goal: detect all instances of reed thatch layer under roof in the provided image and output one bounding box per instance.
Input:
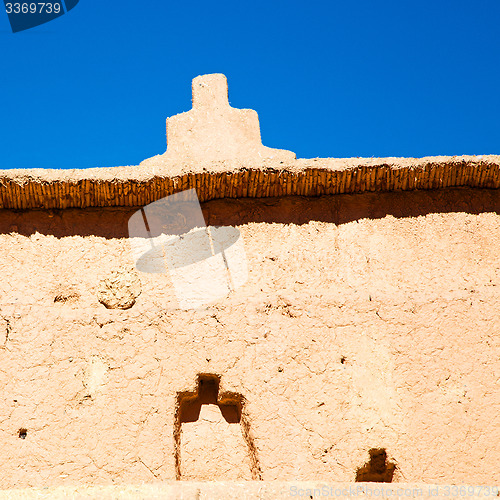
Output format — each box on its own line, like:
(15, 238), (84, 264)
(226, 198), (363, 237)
(0, 155), (499, 210)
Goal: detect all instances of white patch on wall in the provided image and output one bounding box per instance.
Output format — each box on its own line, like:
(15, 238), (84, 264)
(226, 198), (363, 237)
(83, 356), (108, 396)
(128, 189), (248, 309)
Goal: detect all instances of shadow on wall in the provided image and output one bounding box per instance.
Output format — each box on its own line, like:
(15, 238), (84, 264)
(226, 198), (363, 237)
(0, 188), (499, 239)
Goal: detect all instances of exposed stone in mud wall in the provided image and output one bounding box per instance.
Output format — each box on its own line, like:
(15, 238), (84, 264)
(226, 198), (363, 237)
(97, 269), (141, 310)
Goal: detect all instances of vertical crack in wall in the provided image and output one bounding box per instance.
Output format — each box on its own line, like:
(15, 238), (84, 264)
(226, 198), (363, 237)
(1, 316), (11, 346)
(174, 374), (262, 480)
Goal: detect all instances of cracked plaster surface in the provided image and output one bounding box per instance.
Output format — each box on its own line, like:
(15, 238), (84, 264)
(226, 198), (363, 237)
(0, 189), (499, 487)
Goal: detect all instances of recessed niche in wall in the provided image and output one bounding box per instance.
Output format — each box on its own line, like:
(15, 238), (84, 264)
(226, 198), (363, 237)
(355, 448), (396, 482)
(174, 374), (261, 481)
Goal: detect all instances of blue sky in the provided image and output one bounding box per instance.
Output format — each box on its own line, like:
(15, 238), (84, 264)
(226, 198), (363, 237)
(0, 0), (499, 169)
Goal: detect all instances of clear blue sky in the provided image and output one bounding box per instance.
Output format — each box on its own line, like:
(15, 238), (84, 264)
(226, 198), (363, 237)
(1, 0), (499, 169)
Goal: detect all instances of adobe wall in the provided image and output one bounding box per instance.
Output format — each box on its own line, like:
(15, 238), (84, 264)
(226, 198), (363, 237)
(0, 187), (499, 488)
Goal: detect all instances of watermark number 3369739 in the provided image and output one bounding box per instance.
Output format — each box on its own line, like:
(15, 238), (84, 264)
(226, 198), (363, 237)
(3, 0), (79, 32)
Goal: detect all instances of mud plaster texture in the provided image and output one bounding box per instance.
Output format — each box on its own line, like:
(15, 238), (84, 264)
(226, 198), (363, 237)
(0, 188), (499, 488)
(0, 74), (499, 491)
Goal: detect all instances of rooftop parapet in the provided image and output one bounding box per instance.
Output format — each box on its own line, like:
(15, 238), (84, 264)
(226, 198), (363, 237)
(0, 74), (498, 209)
(140, 74), (296, 165)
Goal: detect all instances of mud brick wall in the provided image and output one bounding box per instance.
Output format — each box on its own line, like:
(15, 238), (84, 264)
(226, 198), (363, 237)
(0, 188), (498, 488)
